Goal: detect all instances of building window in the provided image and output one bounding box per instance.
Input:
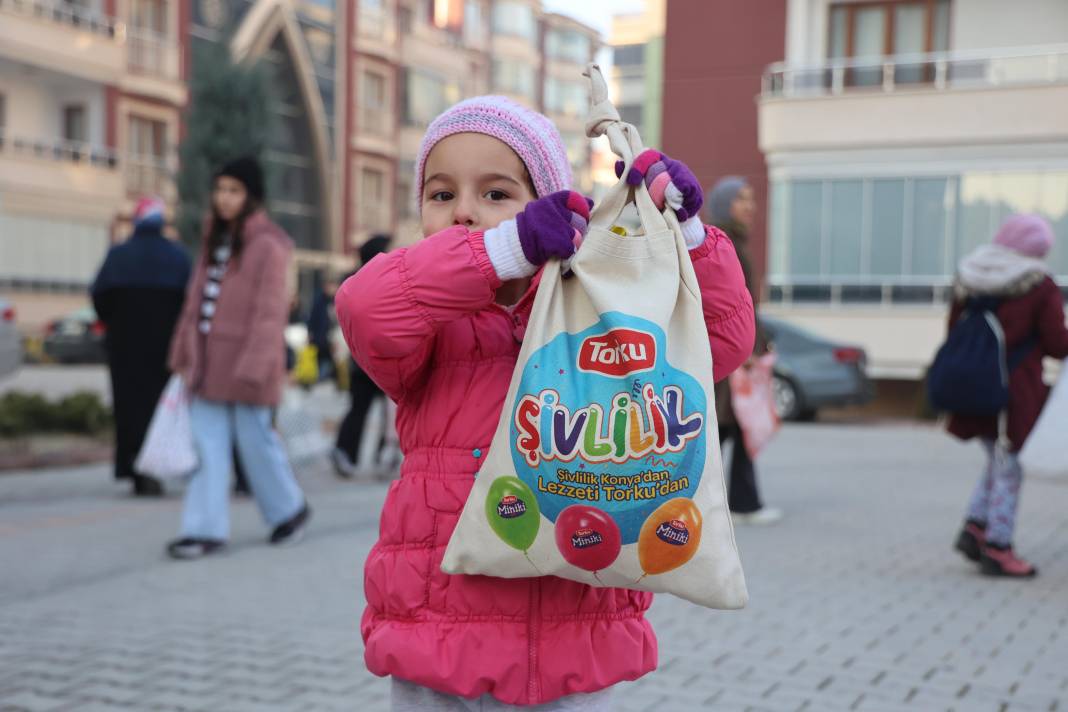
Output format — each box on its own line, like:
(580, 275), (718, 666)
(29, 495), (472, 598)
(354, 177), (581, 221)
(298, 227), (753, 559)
(359, 166), (390, 231)
(129, 0), (165, 34)
(402, 69), (460, 127)
(543, 77), (585, 118)
(546, 29), (591, 64)
(397, 159), (416, 219)
(432, 0), (464, 32)
(768, 171), (1068, 304)
(463, 0), (485, 46)
(360, 70), (389, 136)
(492, 1), (535, 42)
(62, 105), (87, 144)
(613, 43), (645, 67)
(828, 0), (950, 86)
(127, 115), (167, 194)
(618, 104), (642, 127)
(492, 59), (535, 100)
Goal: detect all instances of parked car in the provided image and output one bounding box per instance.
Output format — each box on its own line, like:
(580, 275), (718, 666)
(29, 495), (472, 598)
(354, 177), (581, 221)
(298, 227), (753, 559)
(762, 316), (874, 421)
(43, 307), (107, 364)
(0, 297), (22, 380)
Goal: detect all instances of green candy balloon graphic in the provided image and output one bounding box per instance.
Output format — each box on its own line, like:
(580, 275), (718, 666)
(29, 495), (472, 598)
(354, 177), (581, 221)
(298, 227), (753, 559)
(485, 476), (540, 553)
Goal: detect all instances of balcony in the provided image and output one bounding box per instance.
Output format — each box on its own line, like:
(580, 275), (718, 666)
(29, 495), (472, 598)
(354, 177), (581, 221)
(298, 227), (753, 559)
(759, 45), (1068, 154)
(121, 28), (186, 104)
(125, 154), (175, 201)
(0, 0), (125, 83)
(0, 131), (124, 220)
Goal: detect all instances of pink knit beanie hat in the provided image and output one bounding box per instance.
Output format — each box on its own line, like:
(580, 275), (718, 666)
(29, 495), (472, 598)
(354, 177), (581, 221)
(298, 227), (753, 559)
(993, 214), (1054, 258)
(415, 96), (572, 208)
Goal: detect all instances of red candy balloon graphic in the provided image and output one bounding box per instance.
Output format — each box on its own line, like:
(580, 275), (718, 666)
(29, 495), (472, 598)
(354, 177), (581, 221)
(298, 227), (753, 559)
(554, 505), (622, 581)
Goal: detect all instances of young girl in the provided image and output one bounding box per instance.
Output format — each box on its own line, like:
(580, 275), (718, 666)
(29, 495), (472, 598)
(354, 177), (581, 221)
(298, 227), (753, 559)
(336, 97), (755, 708)
(166, 156), (311, 559)
(950, 214), (1068, 577)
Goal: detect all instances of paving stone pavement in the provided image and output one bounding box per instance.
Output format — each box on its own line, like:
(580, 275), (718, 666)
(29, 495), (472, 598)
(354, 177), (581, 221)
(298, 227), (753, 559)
(2, 423), (1066, 712)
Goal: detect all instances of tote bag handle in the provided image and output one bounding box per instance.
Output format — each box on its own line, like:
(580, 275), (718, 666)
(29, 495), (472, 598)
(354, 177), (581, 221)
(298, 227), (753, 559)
(583, 63), (677, 238)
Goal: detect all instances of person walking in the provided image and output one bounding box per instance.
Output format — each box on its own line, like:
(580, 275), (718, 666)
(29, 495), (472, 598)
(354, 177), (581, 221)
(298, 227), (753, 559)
(949, 214), (1068, 577)
(708, 176), (783, 525)
(165, 156), (311, 559)
(306, 275), (339, 384)
(91, 197), (191, 497)
(332, 235), (391, 479)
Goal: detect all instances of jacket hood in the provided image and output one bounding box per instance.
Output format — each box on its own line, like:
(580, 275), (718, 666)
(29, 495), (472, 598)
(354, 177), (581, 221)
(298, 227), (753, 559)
(955, 244), (1048, 298)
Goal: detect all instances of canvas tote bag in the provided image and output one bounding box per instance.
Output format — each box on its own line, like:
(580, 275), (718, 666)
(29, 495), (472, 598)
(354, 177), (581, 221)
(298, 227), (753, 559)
(441, 65), (747, 609)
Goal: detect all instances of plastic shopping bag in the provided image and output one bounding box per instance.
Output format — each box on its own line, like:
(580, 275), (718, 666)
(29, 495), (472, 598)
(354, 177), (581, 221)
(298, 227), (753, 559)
(729, 353), (781, 459)
(441, 65), (747, 610)
(134, 375), (198, 479)
(1019, 359), (1068, 479)
(294, 344), (319, 386)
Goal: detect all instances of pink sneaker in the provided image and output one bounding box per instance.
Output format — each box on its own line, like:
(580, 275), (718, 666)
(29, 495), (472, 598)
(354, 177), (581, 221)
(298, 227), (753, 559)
(980, 544), (1038, 578)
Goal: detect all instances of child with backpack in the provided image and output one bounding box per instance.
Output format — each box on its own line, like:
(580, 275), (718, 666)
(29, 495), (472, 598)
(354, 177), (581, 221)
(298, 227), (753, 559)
(933, 214), (1068, 577)
(335, 96), (755, 708)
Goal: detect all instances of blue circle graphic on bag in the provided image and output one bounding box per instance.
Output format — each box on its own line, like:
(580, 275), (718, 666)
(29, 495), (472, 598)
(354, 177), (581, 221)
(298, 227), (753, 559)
(510, 312), (706, 544)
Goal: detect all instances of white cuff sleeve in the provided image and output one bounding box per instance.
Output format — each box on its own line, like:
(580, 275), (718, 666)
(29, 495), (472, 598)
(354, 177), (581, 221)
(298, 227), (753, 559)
(681, 216), (706, 250)
(484, 219), (537, 281)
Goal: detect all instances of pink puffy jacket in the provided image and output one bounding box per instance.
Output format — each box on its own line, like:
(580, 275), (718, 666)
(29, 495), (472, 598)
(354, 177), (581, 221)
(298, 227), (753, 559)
(336, 224), (754, 706)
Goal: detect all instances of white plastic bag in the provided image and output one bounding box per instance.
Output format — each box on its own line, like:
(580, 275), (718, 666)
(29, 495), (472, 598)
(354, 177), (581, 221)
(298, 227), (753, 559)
(1019, 359), (1068, 479)
(134, 375), (198, 479)
(729, 353), (780, 459)
(276, 387), (331, 463)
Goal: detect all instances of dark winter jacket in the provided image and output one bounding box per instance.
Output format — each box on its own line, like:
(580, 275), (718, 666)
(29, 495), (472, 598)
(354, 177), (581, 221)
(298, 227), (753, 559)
(945, 246), (1068, 451)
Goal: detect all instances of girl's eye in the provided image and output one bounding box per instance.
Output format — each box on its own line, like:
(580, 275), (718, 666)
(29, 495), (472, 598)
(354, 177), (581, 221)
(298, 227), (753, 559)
(429, 191), (453, 202)
(485, 190), (510, 201)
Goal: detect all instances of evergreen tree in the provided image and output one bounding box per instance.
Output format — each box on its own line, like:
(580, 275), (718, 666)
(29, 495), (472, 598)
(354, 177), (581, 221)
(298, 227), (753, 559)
(176, 40), (274, 250)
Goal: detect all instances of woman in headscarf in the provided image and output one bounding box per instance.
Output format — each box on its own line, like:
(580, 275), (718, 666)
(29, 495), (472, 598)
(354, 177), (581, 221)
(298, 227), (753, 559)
(708, 176), (782, 524)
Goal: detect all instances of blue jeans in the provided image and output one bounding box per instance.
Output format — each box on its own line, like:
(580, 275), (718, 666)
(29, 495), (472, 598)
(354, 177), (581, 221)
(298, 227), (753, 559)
(180, 398), (305, 541)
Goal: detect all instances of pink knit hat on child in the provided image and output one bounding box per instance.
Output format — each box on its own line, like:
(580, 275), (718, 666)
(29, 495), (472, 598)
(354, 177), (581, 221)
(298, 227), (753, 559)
(415, 96), (572, 208)
(993, 214), (1054, 259)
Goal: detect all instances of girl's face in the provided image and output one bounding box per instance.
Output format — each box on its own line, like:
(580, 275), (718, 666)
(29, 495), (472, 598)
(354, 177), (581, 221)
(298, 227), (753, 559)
(213, 176), (248, 222)
(730, 185), (757, 230)
(421, 133), (536, 237)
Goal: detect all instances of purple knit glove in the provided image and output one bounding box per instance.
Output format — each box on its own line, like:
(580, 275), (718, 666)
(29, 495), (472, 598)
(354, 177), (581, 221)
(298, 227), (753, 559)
(483, 191), (593, 281)
(615, 150), (704, 221)
(615, 150), (706, 248)
(516, 191), (592, 264)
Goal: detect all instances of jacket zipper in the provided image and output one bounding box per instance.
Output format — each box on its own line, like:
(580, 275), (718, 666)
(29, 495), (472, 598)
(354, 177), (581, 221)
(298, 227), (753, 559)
(527, 578), (541, 703)
(527, 580), (542, 704)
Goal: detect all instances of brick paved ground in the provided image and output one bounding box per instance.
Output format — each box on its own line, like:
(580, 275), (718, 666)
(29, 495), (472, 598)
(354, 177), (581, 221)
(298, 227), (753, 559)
(2, 423), (1066, 712)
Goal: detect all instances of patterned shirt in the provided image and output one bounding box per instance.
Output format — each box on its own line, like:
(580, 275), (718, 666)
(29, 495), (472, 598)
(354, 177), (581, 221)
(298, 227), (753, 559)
(198, 239), (232, 335)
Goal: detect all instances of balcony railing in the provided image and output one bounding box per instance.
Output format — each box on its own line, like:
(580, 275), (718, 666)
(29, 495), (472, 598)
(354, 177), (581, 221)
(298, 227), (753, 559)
(125, 154), (171, 196)
(764, 45), (1068, 98)
(126, 28), (168, 76)
(0, 130), (119, 169)
(0, 0), (123, 39)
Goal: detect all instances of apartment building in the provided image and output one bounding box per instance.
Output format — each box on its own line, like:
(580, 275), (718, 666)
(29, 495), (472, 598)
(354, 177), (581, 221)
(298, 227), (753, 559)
(760, 0), (1068, 378)
(0, 0), (188, 325)
(609, 0), (664, 149)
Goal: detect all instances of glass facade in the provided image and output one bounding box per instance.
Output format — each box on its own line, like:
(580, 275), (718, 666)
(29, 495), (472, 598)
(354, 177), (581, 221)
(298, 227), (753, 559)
(768, 171), (1068, 304)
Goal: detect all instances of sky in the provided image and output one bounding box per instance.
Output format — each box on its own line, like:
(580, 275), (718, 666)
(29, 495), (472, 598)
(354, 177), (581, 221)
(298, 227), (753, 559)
(540, 0), (647, 40)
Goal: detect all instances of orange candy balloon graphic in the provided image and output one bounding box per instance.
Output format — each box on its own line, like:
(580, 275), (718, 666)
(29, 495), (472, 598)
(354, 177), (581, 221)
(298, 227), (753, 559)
(637, 497), (703, 576)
